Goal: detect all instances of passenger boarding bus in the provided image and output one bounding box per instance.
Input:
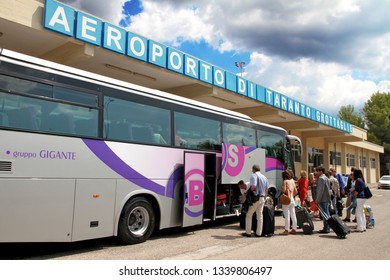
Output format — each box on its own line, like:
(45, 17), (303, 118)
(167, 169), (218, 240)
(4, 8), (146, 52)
(0, 49), (301, 244)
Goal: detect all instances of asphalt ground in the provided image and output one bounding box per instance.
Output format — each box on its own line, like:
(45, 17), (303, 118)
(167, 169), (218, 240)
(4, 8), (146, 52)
(1, 184), (389, 260)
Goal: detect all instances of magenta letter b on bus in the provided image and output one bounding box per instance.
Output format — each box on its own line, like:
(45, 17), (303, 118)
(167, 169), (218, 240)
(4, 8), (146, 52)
(188, 180), (204, 206)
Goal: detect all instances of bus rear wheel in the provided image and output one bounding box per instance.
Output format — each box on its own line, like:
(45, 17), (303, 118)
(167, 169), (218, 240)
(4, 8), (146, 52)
(118, 197), (155, 244)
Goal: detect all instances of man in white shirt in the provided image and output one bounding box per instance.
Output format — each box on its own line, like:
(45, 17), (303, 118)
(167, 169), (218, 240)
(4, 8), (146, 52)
(243, 164), (269, 237)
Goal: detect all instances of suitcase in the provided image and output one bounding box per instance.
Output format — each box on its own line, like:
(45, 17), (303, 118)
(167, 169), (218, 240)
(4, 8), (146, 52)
(217, 193), (227, 206)
(261, 204), (275, 236)
(337, 199), (344, 217)
(240, 211), (253, 229)
(295, 207), (314, 234)
(239, 205), (274, 237)
(319, 206), (350, 238)
(240, 210), (257, 230)
(327, 214), (350, 238)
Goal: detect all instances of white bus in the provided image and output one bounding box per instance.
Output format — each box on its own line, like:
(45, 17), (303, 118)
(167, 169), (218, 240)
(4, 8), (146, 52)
(0, 49), (301, 244)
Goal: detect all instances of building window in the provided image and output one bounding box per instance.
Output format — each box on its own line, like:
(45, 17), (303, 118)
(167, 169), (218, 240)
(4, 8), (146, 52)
(360, 156), (367, 168)
(370, 158), (376, 168)
(346, 154), (356, 167)
(330, 151), (342, 166)
(308, 148), (324, 167)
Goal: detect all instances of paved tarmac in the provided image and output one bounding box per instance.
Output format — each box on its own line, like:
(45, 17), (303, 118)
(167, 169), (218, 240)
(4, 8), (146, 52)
(1, 184), (389, 260)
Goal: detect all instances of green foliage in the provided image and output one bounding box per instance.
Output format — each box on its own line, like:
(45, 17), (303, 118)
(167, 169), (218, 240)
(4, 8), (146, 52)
(362, 92), (390, 175)
(338, 104), (365, 128)
(362, 92), (390, 146)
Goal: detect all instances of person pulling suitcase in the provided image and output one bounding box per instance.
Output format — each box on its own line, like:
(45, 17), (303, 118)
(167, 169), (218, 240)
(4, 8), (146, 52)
(314, 166), (332, 234)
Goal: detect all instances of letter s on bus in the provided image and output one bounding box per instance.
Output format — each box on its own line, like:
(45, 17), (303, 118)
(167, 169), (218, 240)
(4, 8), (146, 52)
(224, 144), (245, 177)
(228, 145), (239, 167)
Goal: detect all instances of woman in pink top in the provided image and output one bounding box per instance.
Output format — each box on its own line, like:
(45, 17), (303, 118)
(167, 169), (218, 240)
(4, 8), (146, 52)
(280, 170), (298, 235)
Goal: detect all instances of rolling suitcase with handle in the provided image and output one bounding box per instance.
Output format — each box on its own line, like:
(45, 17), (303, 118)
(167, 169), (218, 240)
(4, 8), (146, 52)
(295, 206), (314, 234)
(327, 214), (350, 238)
(318, 205), (350, 238)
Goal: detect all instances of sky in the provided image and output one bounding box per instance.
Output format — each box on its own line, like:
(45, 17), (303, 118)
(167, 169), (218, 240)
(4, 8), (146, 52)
(58, 0), (390, 117)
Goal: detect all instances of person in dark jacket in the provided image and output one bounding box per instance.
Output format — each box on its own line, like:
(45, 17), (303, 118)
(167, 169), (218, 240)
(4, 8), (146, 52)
(343, 167), (355, 222)
(315, 166), (331, 234)
(353, 168), (367, 232)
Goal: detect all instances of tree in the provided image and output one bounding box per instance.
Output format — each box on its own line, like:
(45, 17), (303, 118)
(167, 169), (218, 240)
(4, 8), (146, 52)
(338, 104), (365, 128)
(362, 92), (390, 175)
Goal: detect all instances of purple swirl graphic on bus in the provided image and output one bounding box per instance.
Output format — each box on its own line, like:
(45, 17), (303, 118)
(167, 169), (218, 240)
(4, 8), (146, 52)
(166, 166), (184, 199)
(265, 157), (285, 172)
(83, 139), (166, 196)
(184, 206), (203, 217)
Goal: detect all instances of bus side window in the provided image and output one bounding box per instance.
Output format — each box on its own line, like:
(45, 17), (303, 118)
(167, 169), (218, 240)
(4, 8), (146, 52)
(132, 126), (154, 143)
(0, 112), (9, 126)
(7, 106), (39, 130)
(109, 122), (133, 141)
(75, 119), (98, 137)
(42, 113), (74, 134)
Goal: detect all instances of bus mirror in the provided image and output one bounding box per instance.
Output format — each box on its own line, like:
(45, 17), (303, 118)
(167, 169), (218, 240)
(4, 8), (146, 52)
(286, 135), (302, 156)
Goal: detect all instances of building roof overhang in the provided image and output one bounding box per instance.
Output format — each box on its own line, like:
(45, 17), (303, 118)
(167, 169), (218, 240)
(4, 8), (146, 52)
(0, 0), (380, 150)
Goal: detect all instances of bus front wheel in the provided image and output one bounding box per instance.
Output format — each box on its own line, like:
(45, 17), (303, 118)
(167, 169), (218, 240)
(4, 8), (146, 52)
(118, 197), (155, 244)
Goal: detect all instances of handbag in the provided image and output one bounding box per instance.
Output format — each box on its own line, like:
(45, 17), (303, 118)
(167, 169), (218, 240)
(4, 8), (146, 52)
(364, 185), (373, 199)
(242, 200), (249, 213)
(310, 201), (319, 212)
(242, 189), (255, 213)
(280, 188), (291, 205)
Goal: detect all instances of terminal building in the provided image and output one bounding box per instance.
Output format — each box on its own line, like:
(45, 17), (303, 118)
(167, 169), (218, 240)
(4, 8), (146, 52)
(0, 0), (384, 183)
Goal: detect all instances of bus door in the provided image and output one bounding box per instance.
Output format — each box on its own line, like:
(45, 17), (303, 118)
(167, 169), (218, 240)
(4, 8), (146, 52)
(204, 153), (218, 221)
(182, 152), (205, 227)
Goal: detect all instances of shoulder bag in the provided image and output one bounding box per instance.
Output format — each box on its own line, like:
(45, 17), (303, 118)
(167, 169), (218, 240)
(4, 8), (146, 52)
(280, 182), (291, 205)
(364, 184), (373, 199)
(242, 188), (255, 213)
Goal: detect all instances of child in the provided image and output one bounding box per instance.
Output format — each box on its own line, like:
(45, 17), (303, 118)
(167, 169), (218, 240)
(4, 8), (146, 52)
(364, 205), (375, 229)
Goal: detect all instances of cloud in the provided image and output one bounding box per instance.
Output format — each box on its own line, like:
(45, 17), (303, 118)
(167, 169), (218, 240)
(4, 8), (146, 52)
(245, 54), (387, 116)
(57, 0), (390, 117)
(128, 1), (215, 47)
(59, 0), (130, 25)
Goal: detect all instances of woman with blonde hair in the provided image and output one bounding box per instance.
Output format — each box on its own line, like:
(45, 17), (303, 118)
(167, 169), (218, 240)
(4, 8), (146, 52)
(280, 170), (298, 235)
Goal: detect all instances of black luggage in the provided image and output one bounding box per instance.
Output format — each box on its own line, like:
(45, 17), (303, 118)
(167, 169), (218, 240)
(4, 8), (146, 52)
(239, 211), (255, 230)
(327, 214), (350, 238)
(261, 204), (275, 237)
(319, 206), (350, 238)
(336, 199), (344, 216)
(239, 205), (274, 236)
(295, 207), (314, 234)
